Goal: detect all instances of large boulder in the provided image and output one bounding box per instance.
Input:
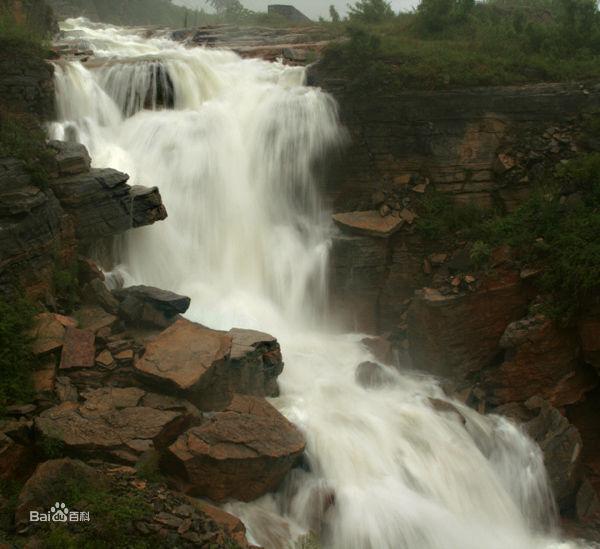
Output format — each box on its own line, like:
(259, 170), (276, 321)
(481, 315), (595, 407)
(34, 387), (198, 463)
(162, 395), (305, 502)
(408, 270), (530, 379)
(135, 319), (233, 410)
(333, 210), (404, 238)
(135, 319), (284, 410)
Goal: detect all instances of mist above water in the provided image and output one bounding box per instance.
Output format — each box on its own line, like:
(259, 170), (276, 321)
(50, 18), (587, 549)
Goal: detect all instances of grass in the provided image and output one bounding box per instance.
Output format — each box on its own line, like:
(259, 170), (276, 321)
(0, 296), (36, 415)
(320, 0), (600, 93)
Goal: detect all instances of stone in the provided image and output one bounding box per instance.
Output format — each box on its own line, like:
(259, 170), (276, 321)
(411, 183), (428, 193)
(83, 278), (119, 314)
(371, 190), (386, 207)
(76, 305), (118, 334)
(55, 376), (78, 402)
(49, 168), (167, 244)
(332, 211), (404, 238)
(32, 356), (56, 395)
(135, 319), (232, 410)
(379, 204), (391, 217)
(29, 313), (67, 356)
(48, 140), (91, 176)
(399, 208), (417, 224)
(408, 270), (530, 380)
(77, 256), (104, 285)
(482, 315), (594, 407)
(361, 336), (394, 365)
(429, 253), (448, 266)
(59, 327), (95, 370)
(162, 395), (305, 502)
(95, 350), (115, 369)
(227, 328), (284, 398)
(0, 433), (36, 482)
(428, 398), (466, 425)
(114, 285), (190, 328)
(197, 501), (252, 548)
(355, 361), (396, 388)
(34, 388), (195, 463)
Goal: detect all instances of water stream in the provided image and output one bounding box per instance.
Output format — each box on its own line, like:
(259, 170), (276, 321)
(50, 18), (586, 549)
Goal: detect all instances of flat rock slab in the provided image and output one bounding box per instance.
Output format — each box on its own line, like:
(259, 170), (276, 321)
(29, 313), (76, 356)
(115, 285), (191, 328)
(333, 210), (404, 238)
(59, 327), (95, 370)
(162, 395), (305, 502)
(34, 387), (197, 463)
(135, 319), (232, 409)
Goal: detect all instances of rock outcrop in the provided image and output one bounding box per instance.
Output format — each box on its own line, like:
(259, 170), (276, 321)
(163, 395), (305, 501)
(35, 387), (198, 463)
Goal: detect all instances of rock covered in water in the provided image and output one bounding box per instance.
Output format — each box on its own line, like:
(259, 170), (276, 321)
(162, 395), (305, 502)
(34, 387), (198, 463)
(496, 396), (583, 510)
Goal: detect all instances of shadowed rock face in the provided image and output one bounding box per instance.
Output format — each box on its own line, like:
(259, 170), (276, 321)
(162, 395), (305, 502)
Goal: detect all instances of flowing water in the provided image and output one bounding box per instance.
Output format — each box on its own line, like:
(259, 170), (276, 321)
(50, 18), (589, 549)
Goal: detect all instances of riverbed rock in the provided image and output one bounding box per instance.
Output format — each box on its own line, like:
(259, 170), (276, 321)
(355, 361), (396, 388)
(59, 327), (95, 370)
(48, 140), (91, 176)
(162, 395), (305, 501)
(34, 387), (197, 463)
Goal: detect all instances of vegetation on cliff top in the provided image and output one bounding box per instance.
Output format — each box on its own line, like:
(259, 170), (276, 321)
(321, 0), (600, 91)
(414, 151), (600, 320)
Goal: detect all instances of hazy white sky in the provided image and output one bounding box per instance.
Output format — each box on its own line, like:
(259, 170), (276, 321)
(174, 1), (419, 20)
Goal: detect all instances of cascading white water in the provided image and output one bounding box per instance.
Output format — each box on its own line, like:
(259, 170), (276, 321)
(51, 18), (589, 549)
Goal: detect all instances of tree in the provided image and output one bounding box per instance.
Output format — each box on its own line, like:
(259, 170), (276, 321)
(204, 0), (250, 18)
(330, 5), (341, 22)
(348, 0), (395, 23)
(415, 0), (475, 34)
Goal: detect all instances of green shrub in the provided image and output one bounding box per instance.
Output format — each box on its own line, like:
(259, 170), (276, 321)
(415, 0), (475, 34)
(53, 260), (79, 313)
(348, 0), (395, 23)
(470, 240), (492, 269)
(0, 296), (36, 414)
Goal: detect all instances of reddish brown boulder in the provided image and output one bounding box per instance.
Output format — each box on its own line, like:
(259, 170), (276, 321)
(135, 319), (232, 410)
(163, 395), (305, 502)
(59, 327), (95, 370)
(34, 387), (197, 463)
(197, 501), (253, 548)
(0, 433), (36, 482)
(361, 336), (394, 365)
(29, 313), (76, 356)
(408, 270), (530, 379)
(482, 315), (595, 407)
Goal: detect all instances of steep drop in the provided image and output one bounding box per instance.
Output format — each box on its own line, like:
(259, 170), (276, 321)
(50, 18), (585, 549)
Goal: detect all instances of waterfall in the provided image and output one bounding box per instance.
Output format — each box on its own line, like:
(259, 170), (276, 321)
(50, 18), (587, 549)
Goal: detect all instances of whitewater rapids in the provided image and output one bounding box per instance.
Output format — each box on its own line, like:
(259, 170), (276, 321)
(50, 18), (589, 549)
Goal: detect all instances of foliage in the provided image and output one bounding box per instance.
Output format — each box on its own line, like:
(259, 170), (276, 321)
(330, 5), (341, 23)
(52, 260), (80, 313)
(348, 0), (395, 23)
(39, 475), (154, 549)
(415, 0), (475, 34)
(0, 296), (36, 414)
(321, 0), (600, 91)
(415, 191), (488, 240)
(470, 240), (492, 269)
(204, 0), (252, 19)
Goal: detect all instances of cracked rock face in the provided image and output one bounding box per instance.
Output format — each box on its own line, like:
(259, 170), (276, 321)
(162, 395), (305, 502)
(34, 387), (198, 463)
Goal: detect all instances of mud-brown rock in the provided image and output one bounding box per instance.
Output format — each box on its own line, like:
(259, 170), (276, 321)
(333, 210), (404, 238)
(134, 319), (232, 410)
(408, 270), (530, 379)
(59, 327), (95, 370)
(482, 315), (595, 407)
(162, 395), (305, 502)
(34, 387), (197, 463)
